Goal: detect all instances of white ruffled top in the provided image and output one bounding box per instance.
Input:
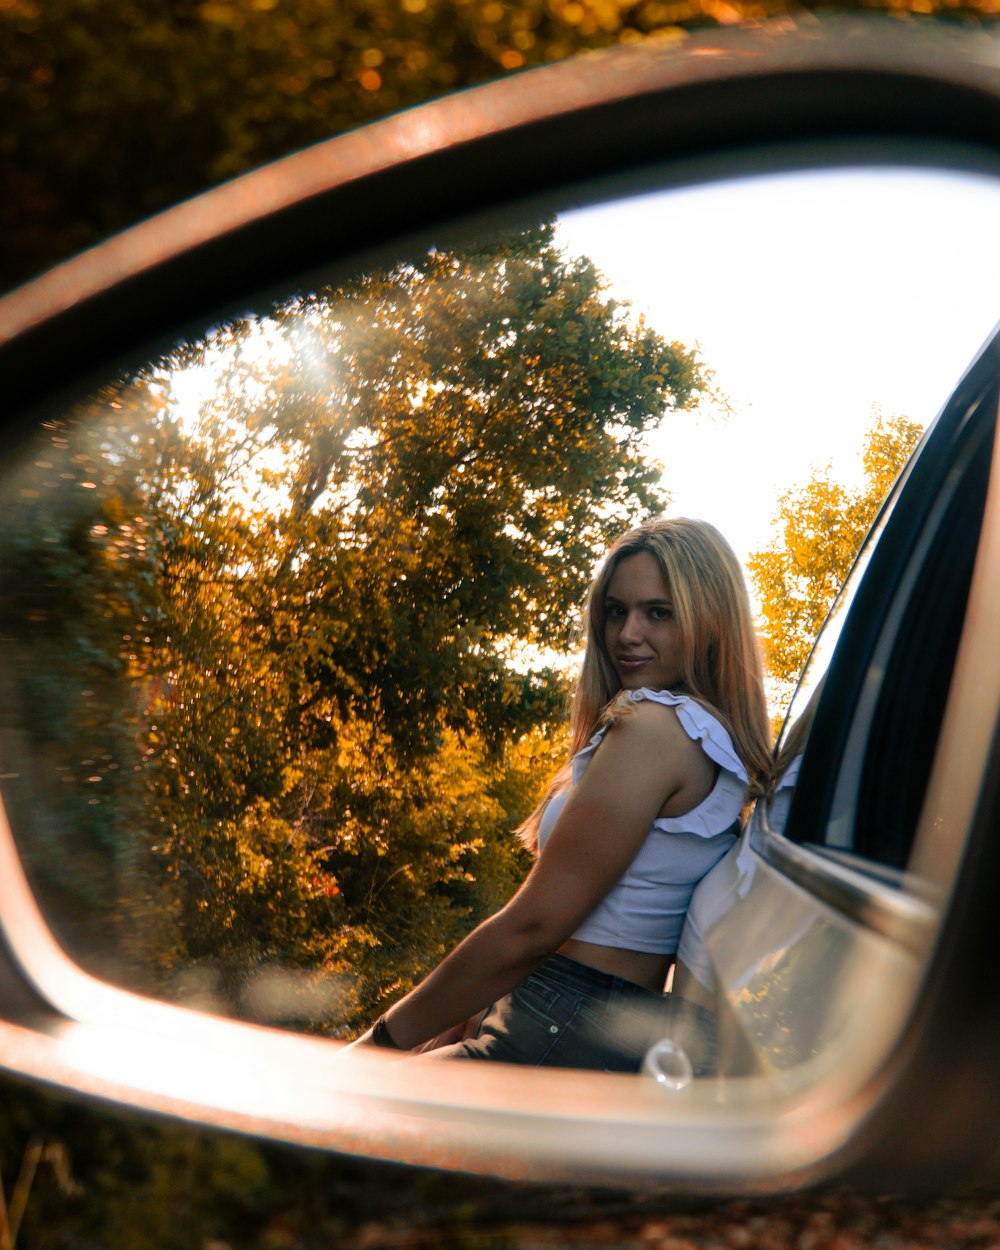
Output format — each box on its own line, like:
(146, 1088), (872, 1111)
(537, 688), (748, 955)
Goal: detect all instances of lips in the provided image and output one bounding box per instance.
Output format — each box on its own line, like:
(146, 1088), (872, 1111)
(616, 655), (652, 669)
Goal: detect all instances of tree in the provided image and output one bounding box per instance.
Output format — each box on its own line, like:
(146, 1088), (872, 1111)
(0, 222), (711, 1029)
(141, 223), (706, 1025)
(749, 412), (923, 707)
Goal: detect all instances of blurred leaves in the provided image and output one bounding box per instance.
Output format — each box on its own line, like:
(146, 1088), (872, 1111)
(5, 1081), (1000, 1249)
(3, 0), (998, 293)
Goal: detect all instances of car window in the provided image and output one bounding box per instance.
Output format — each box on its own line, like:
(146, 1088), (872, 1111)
(768, 365), (999, 877)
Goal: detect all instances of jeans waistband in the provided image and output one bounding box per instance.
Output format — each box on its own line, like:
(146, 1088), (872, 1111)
(537, 953), (660, 1001)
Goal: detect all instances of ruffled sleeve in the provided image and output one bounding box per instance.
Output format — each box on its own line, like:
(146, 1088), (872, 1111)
(573, 688), (745, 779)
(650, 690), (748, 784)
(569, 689), (749, 839)
(570, 726), (609, 783)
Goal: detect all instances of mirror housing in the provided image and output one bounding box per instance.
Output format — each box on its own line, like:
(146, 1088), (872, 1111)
(2, 14), (1000, 1194)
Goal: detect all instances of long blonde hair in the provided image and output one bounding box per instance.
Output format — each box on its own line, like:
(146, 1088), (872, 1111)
(518, 517), (772, 851)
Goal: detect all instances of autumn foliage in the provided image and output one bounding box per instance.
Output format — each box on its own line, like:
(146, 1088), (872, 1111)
(748, 412), (923, 709)
(0, 223), (709, 1033)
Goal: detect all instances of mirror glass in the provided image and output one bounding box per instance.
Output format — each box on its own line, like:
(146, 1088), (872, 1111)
(1, 165), (998, 1063)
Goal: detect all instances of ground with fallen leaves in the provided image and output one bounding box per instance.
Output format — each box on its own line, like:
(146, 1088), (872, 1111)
(320, 1188), (1000, 1250)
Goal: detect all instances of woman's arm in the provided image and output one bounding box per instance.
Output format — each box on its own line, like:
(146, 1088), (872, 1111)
(360, 702), (710, 1051)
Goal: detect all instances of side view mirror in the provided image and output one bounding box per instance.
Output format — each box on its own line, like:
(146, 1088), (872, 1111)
(2, 14), (1000, 1194)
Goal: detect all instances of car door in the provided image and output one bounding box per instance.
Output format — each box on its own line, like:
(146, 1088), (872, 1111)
(676, 323), (1000, 1181)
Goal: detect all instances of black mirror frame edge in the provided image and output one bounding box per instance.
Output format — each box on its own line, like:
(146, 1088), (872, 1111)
(2, 13), (1000, 1194)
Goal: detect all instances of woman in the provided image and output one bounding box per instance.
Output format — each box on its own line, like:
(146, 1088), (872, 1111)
(352, 517), (772, 1070)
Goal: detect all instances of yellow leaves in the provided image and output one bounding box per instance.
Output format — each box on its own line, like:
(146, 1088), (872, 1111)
(235, 845), (274, 890)
(750, 410), (924, 699)
(862, 412), (923, 501)
(0, 221), (690, 1024)
(197, 2), (243, 29)
(559, 1), (587, 22)
(275, 70), (311, 96)
(281, 763), (305, 792)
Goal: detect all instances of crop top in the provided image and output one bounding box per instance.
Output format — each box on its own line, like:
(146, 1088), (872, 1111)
(536, 688), (748, 955)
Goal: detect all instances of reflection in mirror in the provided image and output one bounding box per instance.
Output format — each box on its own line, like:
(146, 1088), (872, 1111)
(1, 168), (999, 1074)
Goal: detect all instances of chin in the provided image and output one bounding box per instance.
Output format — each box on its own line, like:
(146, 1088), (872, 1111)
(617, 672), (656, 690)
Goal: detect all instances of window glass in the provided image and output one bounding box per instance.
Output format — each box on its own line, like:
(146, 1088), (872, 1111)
(769, 376), (998, 873)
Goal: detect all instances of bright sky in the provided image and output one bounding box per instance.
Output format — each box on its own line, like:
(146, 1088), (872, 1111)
(556, 167), (1000, 570)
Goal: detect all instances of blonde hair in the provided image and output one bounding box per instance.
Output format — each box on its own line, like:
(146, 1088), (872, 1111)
(518, 517), (772, 851)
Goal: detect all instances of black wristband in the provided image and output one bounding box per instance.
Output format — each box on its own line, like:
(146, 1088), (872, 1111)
(370, 1014), (403, 1050)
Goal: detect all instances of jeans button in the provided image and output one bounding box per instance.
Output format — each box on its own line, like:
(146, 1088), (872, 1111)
(549, 1025), (558, 1034)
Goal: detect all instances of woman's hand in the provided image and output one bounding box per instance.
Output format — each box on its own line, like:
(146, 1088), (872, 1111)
(338, 1008), (487, 1057)
(336, 1032), (370, 1055)
(410, 1008), (488, 1054)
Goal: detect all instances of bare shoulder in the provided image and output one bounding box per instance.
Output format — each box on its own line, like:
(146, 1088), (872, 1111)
(604, 698), (705, 767)
(568, 696), (716, 822)
(601, 698), (717, 814)
(610, 696), (695, 743)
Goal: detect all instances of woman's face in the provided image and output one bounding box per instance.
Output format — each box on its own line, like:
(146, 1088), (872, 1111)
(603, 551), (685, 693)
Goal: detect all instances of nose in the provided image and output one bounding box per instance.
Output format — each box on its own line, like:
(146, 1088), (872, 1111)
(619, 610), (645, 645)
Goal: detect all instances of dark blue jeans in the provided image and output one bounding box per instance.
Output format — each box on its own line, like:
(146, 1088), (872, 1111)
(424, 954), (679, 1072)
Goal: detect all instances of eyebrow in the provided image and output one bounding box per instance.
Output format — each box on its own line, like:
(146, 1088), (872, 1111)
(604, 595), (673, 607)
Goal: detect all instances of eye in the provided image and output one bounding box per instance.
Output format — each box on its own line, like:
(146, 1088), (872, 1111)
(605, 603), (626, 619)
(651, 606), (674, 621)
